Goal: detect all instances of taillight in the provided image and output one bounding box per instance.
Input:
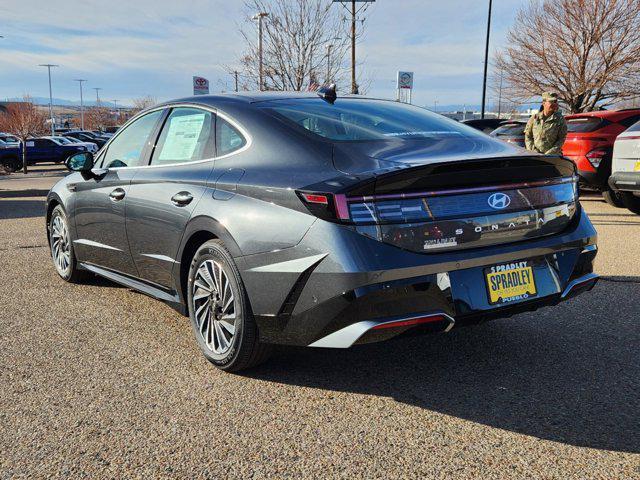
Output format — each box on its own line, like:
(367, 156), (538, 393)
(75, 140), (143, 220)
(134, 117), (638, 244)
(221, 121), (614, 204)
(585, 149), (608, 169)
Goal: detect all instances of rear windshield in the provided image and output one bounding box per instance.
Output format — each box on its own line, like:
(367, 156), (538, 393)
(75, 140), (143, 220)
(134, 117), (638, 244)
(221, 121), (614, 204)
(492, 123), (525, 135)
(261, 98), (486, 141)
(626, 120), (640, 133)
(566, 117), (605, 133)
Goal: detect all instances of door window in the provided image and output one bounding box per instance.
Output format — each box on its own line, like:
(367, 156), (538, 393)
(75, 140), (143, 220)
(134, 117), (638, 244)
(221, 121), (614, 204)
(150, 107), (214, 165)
(216, 117), (247, 156)
(101, 110), (163, 168)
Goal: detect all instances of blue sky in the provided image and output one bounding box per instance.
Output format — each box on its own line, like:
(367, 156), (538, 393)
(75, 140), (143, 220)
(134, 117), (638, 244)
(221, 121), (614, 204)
(0, 0), (529, 107)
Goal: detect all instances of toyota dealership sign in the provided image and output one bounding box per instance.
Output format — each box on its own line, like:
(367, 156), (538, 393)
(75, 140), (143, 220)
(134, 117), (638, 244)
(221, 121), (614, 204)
(193, 76), (210, 95)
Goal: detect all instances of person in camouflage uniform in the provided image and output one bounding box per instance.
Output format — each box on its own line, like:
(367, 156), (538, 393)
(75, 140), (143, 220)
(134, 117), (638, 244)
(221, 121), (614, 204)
(524, 92), (567, 155)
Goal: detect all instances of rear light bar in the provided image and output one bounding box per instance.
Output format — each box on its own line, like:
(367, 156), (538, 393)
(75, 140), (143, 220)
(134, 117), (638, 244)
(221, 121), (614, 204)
(297, 176), (577, 226)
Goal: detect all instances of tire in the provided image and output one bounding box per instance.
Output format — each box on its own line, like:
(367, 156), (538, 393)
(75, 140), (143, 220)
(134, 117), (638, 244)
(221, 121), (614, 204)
(1, 157), (20, 173)
(49, 205), (88, 283)
(187, 239), (272, 372)
(602, 188), (624, 208)
(620, 191), (640, 215)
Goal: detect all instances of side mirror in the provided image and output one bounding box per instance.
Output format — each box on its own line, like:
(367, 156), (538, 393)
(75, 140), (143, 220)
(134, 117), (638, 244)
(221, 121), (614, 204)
(66, 152), (94, 172)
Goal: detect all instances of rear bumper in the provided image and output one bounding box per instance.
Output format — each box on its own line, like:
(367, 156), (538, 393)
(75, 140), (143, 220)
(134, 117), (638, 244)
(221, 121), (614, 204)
(239, 207), (598, 347)
(609, 171), (640, 192)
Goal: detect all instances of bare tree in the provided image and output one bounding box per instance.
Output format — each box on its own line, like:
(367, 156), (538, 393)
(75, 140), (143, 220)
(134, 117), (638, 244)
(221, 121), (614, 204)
(236, 0), (366, 92)
(84, 106), (112, 131)
(495, 0), (640, 113)
(131, 95), (158, 114)
(0, 96), (47, 173)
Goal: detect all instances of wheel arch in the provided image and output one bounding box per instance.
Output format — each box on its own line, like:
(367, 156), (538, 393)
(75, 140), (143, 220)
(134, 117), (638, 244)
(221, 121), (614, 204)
(174, 215), (243, 311)
(45, 194), (64, 246)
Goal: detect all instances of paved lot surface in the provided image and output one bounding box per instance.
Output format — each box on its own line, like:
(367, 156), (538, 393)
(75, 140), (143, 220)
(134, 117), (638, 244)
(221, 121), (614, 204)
(1, 168), (639, 479)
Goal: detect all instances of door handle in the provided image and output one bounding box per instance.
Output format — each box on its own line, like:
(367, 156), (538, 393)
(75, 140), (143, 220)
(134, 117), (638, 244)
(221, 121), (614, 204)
(171, 191), (194, 206)
(109, 188), (126, 201)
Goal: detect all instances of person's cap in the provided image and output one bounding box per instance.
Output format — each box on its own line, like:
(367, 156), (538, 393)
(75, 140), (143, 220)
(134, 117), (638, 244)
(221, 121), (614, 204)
(542, 92), (558, 103)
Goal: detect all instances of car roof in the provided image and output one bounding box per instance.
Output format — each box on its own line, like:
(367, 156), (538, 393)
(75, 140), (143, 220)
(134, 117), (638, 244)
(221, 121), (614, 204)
(159, 91), (404, 108)
(565, 108), (640, 122)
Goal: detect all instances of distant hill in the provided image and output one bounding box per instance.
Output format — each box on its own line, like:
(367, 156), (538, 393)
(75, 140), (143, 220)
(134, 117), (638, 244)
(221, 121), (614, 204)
(4, 96), (123, 108)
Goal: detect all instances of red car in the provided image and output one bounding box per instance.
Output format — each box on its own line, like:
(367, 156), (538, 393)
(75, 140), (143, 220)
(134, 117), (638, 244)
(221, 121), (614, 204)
(562, 109), (640, 204)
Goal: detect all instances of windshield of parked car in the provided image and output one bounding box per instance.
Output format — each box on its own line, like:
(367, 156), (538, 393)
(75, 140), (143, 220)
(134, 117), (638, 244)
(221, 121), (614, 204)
(262, 98), (486, 141)
(51, 136), (72, 145)
(492, 123), (525, 136)
(566, 117), (605, 133)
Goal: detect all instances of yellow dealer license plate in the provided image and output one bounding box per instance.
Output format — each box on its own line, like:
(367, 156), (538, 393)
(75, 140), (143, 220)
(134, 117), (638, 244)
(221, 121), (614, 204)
(485, 261), (537, 305)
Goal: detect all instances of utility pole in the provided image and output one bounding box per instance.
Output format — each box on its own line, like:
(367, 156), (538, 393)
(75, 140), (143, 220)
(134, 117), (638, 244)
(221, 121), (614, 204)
(433, 100), (438, 113)
(38, 64), (59, 136)
(112, 99), (118, 121)
(93, 87), (102, 105)
(234, 71), (239, 92)
(74, 79), (86, 130)
(350, 0), (356, 93)
(326, 44), (333, 84)
(252, 12), (269, 91)
(480, 0), (493, 119)
(497, 69), (504, 119)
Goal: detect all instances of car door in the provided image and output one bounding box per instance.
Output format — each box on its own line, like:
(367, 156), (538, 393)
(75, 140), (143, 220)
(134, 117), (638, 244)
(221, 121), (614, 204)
(72, 109), (165, 275)
(125, 106), (216, 289)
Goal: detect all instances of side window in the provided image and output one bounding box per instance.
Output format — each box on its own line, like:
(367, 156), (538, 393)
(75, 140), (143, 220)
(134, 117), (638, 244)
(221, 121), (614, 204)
(216, 116), (247, 156)
(150, 107), (214, 165)
(101, 110), (163, 168)
(620, 115), (640, 128)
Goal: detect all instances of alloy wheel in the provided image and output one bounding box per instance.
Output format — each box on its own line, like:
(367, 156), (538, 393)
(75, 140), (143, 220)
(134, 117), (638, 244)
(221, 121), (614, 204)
(192, 259), (237, 355)
(50, 215), (71, 276)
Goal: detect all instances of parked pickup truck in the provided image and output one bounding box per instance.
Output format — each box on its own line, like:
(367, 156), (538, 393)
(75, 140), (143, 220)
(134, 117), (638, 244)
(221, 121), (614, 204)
(0, 137), (87, 172)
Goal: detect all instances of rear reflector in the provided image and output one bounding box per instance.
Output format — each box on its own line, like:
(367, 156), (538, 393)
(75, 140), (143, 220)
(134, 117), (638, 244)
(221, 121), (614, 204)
(301, 193), (329, 204)
(371, 314), (446, 330)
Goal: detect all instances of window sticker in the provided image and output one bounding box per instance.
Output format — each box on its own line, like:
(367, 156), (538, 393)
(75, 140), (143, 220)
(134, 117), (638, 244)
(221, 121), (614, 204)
(159, 113), (206, 161)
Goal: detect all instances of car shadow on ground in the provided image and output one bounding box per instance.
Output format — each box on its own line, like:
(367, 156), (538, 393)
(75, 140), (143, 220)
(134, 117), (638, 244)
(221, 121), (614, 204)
(247, 280), (640, 453)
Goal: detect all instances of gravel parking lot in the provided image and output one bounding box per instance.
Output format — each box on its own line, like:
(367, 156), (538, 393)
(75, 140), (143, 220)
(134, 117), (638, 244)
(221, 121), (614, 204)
(1, 166), (639, 479)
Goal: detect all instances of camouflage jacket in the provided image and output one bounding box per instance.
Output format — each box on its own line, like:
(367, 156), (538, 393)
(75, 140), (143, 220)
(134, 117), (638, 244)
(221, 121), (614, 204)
(524, 110), (567, 155)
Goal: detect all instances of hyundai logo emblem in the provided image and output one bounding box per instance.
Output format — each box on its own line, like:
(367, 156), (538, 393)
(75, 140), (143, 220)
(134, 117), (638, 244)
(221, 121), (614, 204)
(487, 192), (511, 209)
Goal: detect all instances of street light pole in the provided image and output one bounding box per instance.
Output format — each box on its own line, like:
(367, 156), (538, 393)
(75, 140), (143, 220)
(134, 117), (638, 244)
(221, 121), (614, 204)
(480, 0), (493, 119)
(326, 44), (333, 84)
(351, 0), (356, 93)
(39, 64), (59, 136)
(112, 99), (118, 121)
(252, 12), (269, 91)
(74, 79), (86, 130)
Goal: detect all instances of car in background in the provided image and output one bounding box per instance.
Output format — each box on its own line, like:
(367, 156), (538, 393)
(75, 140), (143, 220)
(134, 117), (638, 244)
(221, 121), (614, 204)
(47, 92), (597, 372)
(609, 120), (640, 214)
(63, 131), (107, 148)
(490, 121), (527, 148)
(461, 118), (504, 133)
(0, 133), (20, 145)
(0, 138), (22, 171)
(562, 109), (640, 205)
(48, 135), (99, 153)
(26, 137), (87, 164)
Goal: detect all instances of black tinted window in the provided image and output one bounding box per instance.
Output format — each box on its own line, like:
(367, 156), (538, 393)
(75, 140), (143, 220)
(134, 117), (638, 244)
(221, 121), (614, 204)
(492, 123), (525, 135)
(619, 114), (640, 128)
(216, 117), (247, 156)
(263, 98), (485, 141)
(151, 107), (214, 165)
(566, 117), (605, 133)
(626, 120), (640, 132)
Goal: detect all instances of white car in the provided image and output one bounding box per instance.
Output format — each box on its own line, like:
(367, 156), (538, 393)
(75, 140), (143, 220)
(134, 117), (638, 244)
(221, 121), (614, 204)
(609, 120), (640, 214)
(46, 135), (99, 154)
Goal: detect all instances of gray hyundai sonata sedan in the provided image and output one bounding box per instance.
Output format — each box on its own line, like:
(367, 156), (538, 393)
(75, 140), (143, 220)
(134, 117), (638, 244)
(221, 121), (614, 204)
(47, 90), (598, 371)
